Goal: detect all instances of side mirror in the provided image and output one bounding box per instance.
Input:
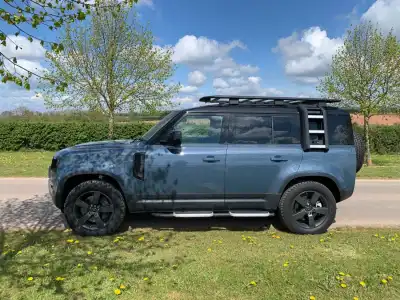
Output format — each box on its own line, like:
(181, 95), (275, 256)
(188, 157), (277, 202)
(168, 130), (182, 146)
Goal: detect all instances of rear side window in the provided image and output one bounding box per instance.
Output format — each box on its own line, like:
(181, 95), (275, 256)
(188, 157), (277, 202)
(328, 114), (354, 145)
(272, 115), (301, 144)
(230, 114), (301, 145)
(231, 115), (272, 144)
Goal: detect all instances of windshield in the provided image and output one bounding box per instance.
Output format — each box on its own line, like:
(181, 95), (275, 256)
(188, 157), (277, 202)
(141, 111), (181, 141)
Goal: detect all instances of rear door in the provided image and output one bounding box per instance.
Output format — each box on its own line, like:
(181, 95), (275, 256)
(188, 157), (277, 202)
(225, 112), (304, 211)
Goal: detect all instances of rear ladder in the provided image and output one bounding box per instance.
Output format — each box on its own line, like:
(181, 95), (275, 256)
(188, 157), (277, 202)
(298, 106), (330, 151)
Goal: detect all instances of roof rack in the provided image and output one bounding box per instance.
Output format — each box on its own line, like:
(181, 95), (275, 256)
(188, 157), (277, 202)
(199, 95), (341, 105)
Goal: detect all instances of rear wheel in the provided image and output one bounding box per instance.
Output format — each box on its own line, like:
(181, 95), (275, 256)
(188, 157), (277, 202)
(64, 180), (126, 236)
(279, 181), (336, 234)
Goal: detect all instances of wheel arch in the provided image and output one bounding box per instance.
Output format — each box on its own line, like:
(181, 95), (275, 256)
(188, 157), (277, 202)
(280, 175), (341, 203)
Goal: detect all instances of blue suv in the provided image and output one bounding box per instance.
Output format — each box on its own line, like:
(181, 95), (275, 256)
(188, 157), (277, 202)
(48, 95), (364, 236)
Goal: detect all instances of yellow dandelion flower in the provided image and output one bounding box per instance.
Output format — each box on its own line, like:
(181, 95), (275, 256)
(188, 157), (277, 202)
(63, 228), (72, 233)
(43, 263), (50, 267)
(55, 277), (65, 281)
(114, 289), (121, 295)
(17, 250), (22, 254)
(249, 281), (257, 286)
(113, 238), (120, 243)
(381, 279), (388, 284)
(275, 235), (281, 239)
(218, 240), (223, 244)
(143, 277), (149, 281)
(207, 248), (212, 252)
(338, 272), (345, 276)
(391, 237), (395, 241)
(388, 276), (393, 281)
(353, 297), (359, 300)
(380, 236), (385, 239)
(242, 237), (247, 241)
(336, 276), (343, 281)
(119, 284), (126, 289)
(66, 239), (74, 243)
(283, 262), (289, 267)
(359, 281), (366, 287)
(138, 236), (145, 241)
(109, 277), (115, 281)
(74, 240), (79, 244)
(159, 238), (164, 242)
(290, 245), (294, 249)
(340, 283), (347, 288)
(87, 251), (93, 255)
(310, 296), (316, 300)
(374, 233), (379, 237)
(346, 274), (352, 277)
(320, 239), (324, 242)
(27, 277), (33, 281)
(77, 263), (83, 267)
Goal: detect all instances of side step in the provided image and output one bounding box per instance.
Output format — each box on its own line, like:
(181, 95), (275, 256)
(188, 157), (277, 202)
(229, 211), (274, 217)
(152, 211), (274, 218)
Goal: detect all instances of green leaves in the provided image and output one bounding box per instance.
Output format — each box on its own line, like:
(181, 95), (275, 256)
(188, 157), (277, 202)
(0, 0), (139, 93)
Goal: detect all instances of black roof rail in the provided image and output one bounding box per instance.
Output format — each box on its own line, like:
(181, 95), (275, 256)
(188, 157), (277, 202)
(199, 95), (341, 105)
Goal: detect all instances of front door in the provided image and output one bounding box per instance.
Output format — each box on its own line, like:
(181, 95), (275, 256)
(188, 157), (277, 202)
(143, 112), (228, 212)
(225, 113), (304, 211)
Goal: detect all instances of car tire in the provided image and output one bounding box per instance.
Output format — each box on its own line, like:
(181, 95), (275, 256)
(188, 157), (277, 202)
(279, 181), (336, 234)
(64, 180), (126, 236)
(354, 131), (365, 173)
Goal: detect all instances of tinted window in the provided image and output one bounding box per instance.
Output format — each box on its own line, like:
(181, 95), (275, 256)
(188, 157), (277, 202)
(174, 114), (223, 144)
(328, 114), (354, 145)
(231, 115), (272, 144)
(272, 115), (301, 144)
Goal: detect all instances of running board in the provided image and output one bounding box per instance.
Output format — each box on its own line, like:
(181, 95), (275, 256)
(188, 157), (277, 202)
(173, 212), (214, 218)
(229, 211), (274, 218)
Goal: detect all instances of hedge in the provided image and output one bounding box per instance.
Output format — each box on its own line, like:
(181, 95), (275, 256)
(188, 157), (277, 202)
(0, 121), (399, 153)
(0, 121), (152, 151)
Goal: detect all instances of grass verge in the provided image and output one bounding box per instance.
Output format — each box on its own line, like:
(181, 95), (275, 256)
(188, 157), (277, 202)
(0, 151), (399, 178)
(0, 228), (399, 300)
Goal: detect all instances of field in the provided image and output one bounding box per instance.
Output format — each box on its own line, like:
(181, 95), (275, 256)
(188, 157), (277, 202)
(0, 151), (398, 178)
(0, 228), (399, 300)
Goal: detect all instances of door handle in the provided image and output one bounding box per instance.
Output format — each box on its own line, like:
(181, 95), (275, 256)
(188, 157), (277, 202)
(270, 155), (288, 162)
(203, 156), (220, 163)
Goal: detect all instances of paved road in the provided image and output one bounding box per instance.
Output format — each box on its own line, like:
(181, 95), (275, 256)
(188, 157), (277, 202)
(0, 178), (399, 231)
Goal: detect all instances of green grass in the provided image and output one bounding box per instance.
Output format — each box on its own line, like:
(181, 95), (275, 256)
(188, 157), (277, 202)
(0, 152), (399, 178)
(0, 151), (54, 177)
(0, 228), (399, 300)
(357, 155), (400, 179)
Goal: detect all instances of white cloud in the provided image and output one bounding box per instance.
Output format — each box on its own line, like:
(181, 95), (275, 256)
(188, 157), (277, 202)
(204, 57), (259, 76)
(213, 78), (229, 89)
(362, 0), (400, 37)
(0, 35), (46, 61)
(172, 35), (245, 65)
(180, 85), (198, 93)
(188, 70), (207, 86)
(136, 0), (154, 8)
(274, 27), (343, 84)
(214, 76), (283, 96)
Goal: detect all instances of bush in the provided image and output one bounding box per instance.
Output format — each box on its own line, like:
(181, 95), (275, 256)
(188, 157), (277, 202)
(0, 121), (152, 151)
(0, 121), (399, 153)
(353, 124), (400, 154)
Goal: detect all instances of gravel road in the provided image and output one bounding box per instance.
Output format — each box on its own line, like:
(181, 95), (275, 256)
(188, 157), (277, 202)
(0, 178), (399, 232)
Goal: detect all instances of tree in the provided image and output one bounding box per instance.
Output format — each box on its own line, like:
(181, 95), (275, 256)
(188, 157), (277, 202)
(0, 0), (137, 91)
(317, 21), (400, 166)
(42, 1), (179, 138)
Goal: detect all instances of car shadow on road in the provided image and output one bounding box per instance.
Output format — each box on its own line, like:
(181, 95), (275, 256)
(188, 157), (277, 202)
(0, 193), (287, 235)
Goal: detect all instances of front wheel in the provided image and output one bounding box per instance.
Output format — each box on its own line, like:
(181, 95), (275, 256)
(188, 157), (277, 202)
(64, 180), (126, 236)
(279, 181), (336, 234)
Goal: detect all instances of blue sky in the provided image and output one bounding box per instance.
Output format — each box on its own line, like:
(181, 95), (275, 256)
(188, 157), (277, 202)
(0, 0), (399, 111)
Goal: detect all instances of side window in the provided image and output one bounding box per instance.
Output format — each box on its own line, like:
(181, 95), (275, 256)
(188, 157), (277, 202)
(174, 114), (223, 144)
(328, 114), (354, 145)
(272, 115), (301, 144)
(231, 115), (272, 144)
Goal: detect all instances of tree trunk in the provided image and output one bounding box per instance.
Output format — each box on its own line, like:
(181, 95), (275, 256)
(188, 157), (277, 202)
(363, 115), (372, 166)
(108, 113), (114, 139)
